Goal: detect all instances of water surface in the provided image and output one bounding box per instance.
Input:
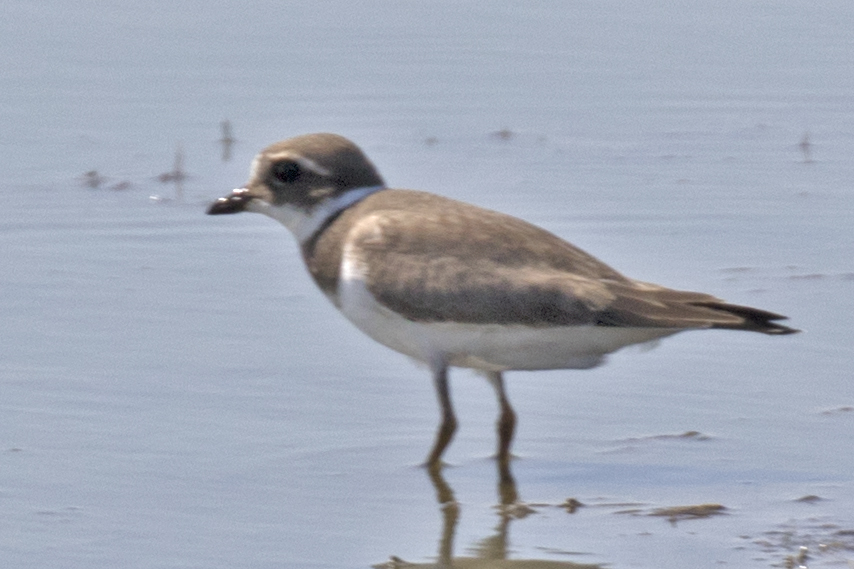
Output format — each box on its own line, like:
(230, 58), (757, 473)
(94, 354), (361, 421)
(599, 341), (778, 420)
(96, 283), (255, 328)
(2, 2), (853, 568)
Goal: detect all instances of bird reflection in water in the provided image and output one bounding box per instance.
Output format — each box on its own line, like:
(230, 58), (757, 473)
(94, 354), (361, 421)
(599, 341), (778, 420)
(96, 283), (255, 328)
(374, 462), (601, 569)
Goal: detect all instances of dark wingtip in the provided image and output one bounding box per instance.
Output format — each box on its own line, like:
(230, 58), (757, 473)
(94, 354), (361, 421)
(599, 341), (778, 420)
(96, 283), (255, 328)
(693, 301), (800, 335)
(207, 190), (251, 215)
(738, 311), (800, 336)
(764, 322), (800, 335)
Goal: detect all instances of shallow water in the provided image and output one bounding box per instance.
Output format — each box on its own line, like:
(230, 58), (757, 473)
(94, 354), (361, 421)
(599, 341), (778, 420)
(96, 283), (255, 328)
(2, 1), (853, 568)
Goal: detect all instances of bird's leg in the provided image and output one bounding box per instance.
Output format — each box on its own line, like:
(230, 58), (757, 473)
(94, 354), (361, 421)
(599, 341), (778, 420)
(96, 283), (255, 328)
(486, 371), (516, 467)
(426, 364), (457, 469)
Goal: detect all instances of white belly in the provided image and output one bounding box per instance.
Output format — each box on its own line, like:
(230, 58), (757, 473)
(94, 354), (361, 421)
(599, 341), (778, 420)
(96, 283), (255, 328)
(336, 271), (681, 372)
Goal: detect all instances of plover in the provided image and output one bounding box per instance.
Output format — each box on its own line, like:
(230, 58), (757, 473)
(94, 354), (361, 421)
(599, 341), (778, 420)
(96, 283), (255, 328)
(208, 133), (797, 467)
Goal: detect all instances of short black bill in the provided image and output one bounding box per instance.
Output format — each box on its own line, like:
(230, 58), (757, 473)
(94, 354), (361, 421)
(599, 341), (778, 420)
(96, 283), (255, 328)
(207, 190), (252, 215)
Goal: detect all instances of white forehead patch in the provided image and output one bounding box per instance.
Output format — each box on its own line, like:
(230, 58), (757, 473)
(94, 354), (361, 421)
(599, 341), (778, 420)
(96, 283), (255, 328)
(248, 154), (263, 181)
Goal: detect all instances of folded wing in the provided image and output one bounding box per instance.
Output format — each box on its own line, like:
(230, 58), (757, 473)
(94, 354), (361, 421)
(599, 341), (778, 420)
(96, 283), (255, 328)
(343, 193), (796, 335)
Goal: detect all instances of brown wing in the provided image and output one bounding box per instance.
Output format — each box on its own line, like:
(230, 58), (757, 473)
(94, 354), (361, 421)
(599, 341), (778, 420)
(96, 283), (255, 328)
(600, 281), (797, 333)
(341, 190), (797, 334)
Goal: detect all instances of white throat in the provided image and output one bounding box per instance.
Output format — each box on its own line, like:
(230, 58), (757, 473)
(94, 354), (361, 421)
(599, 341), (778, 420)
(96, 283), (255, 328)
(248, 185), (385, 244)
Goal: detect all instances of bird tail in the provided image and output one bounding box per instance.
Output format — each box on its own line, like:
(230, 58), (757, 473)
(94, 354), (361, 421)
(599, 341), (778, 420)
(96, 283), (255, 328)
(690, 301), (799, 335)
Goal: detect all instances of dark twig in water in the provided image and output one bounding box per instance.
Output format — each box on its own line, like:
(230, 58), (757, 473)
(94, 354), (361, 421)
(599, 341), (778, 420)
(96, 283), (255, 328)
(80, 171), (132, 191)
(156, 145), (187, 201)
(491, 128), (514, 141)
(649, 503), (727, 523)
(220, 120), (236, 161)
(81, 170), (106, 188)
(799, 132), (813, 163)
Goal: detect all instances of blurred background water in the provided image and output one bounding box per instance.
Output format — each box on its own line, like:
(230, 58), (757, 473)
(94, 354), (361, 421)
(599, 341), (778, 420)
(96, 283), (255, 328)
(2, 1), (853, 568)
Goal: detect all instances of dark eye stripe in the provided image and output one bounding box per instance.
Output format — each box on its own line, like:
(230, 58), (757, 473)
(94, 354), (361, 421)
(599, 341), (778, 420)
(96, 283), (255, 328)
(271, 160), (301, 184)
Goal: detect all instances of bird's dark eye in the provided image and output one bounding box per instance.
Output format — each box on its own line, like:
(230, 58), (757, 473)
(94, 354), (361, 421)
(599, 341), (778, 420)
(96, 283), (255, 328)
(270, 160), (301, 184)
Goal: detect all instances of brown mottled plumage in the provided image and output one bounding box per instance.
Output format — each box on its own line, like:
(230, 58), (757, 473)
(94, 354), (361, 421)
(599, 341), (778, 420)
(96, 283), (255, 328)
(208, 133), (797, 468)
